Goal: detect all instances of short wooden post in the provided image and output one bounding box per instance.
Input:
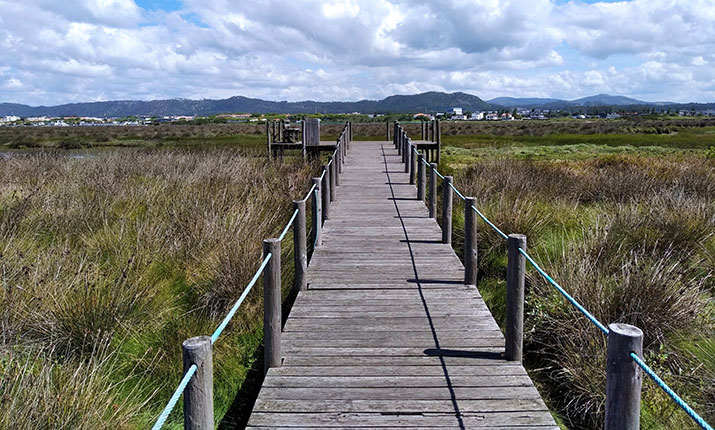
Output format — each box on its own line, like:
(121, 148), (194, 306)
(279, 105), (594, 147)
(322, 166), (330, 222)
(430, 120), (435, 142)
(386, 122), (390, 141)
(329, 156), (337, 201)
(335, 150), (342, 184)
(293, 200), (307, 291)
(182, 336), (213, 430)
(417, 154), (426, 201)
(263, 238), (281, 374)
(605, 324), (644, 430)
(506, 234), (526, 362)
(300, 120), (306, 159)
(442, 176), (453, 244)
(266, 121), (272, 159)
(436, 119), (441, 163)
(312, 178), (322, 246)
(394, 122), (399, 149)
(405, 142), (411, 174)
(464, 196), (478, 286)
(429, 163), (437, 218)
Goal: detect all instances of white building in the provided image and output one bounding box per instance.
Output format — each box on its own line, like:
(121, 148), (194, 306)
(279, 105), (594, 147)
(471, 112), (485, 120)
(2, 115), (20, 123)
(452, 107), (463, 115)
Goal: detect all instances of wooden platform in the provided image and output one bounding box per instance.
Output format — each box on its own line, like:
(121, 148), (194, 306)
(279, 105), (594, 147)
(247, 141), (557, 429)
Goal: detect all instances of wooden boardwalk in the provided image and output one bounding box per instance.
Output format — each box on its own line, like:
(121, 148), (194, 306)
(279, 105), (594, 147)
(247, 141), (557, 429)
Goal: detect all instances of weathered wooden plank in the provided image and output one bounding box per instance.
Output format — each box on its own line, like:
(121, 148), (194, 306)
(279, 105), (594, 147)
(247, 411), (557, 427)
(254, 386), (544, 401)
(252, 398), (546, 413)
(262, 375), (535, 388)
(266, 364), (525, 377)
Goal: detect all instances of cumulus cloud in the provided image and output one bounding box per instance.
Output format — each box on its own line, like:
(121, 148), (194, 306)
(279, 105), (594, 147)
(0, 0), (714, 106)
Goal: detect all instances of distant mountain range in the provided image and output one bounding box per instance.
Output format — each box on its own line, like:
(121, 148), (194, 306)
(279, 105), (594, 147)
(488, 94), (650, 108)
(0, 92), (711, 118)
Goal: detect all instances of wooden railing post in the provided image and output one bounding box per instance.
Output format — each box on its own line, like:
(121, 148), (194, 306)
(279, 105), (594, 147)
(322, 166), (330, 222)
(386, 122), (390, 142)
(429, 163), (437, 218)
(417, 153), (426, 201)
(293, 199), (307, 291)
(266, 121), (272, 159)
(183, 336), (213, 430)
(436, 119), (441, 163)
(329, 156), (337, 201)
(605, 324), (643, 430)
(405, 141), (411, 174)
(464, 196), (478, 286)
(263, 238), (281, 374)
(394, 122), (399, 150)
(312, 178), (322, 246)
(335, 150), (342, 184)
(442, 176), (453, 244)
(506, 234), (526, 362)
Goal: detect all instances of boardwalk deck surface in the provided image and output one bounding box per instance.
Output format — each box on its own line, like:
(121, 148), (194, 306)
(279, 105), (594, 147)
(247, 141), (557, 429)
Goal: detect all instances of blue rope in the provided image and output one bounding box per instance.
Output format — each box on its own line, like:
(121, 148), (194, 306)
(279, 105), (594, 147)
(210, 253), (272, 344)
(303, 184), (316, 202)
(470, 205), (509, 240)
(319, 169), (326, 181)
(518, 247), (610, 335)
(630, 353), (713, 430)
(448, 182), (466, 201)
(151, 364), (198, 430)
(278, 209), (299, 241)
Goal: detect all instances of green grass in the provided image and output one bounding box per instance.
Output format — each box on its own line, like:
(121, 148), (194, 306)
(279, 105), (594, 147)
(0, 145), (317, 429)
(441, 134), (715, 429)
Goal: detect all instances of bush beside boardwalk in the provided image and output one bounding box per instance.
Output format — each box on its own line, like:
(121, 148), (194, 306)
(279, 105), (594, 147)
(442, 148), (714, 428)
(0, 148), (314, 428)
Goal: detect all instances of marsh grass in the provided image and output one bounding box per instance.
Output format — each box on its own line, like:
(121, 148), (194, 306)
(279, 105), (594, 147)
(453, 153), (714, 429)
(0, 148), (315, 428)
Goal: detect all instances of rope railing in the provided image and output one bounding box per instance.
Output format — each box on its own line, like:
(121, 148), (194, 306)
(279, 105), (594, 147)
(151, 364), (198, 430)
(151, 121), (352, 430)
(278, 209), (299, 241)
(631, 353), (713, 430)
(394, 122), (712, 430)
(210, 254), (273, 344)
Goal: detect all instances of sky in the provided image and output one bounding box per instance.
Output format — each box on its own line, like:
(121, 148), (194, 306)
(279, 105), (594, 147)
(1, 0), (714, 106)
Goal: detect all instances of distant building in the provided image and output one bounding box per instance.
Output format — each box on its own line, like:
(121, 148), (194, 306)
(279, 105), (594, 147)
(1, 115), (20, 123)
(471, 112), (484, 120)
(452, 107), (463, 115)
(485, 113), (499, 120)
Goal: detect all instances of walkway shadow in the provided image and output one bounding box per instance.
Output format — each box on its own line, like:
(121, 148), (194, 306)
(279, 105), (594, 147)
(424, 348), (503, 359)
(217, 346), (264, 430)
(381, 145), (466, 430)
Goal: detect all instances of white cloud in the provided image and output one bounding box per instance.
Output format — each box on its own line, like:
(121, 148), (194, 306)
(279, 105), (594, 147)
(0, 0), (714, 106)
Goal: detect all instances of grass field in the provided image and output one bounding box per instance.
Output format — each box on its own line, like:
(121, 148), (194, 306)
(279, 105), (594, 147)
(437, 124), (714, 429)
(0, 145), (317, 429)
(0, 118), (713, 429)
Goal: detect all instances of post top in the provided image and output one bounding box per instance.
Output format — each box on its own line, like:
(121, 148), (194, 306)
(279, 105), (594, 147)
(508, 233), (527, 240)
(263, 238), (280, 244)
(182, 335), (212, 349)
(608, 323), (643, 338)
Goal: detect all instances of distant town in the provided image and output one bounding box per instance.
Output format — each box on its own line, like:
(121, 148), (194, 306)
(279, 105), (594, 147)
(2, 106), (714, 128)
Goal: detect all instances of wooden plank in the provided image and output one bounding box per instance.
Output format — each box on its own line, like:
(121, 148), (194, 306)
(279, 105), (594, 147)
(247, 411), (557, 427)
(254, 386), (545, 401)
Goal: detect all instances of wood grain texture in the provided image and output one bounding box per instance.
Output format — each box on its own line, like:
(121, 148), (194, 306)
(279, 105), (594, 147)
(247, 141), (556, 429)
